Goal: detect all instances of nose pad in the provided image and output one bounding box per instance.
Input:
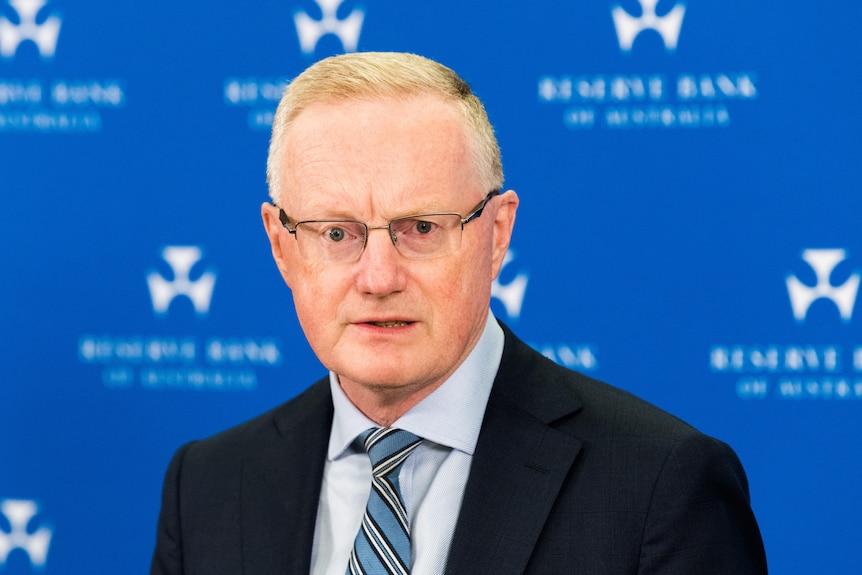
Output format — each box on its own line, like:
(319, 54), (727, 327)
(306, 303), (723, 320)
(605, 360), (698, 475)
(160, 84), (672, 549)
(365, 225), (398, 250)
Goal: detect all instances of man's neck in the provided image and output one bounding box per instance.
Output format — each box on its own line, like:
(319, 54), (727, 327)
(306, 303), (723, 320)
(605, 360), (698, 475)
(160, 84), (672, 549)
(337, 374), (449, 426)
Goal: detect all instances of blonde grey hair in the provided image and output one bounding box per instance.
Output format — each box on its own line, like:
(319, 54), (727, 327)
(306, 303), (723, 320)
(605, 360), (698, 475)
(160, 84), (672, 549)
(266, 52), (503, 205)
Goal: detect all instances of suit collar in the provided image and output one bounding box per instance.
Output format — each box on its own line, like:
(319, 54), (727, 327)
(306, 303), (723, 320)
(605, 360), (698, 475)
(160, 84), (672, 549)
(240, 378), (333, 574)
(445, 324), (584, 574)
(489, 322), (583, 424)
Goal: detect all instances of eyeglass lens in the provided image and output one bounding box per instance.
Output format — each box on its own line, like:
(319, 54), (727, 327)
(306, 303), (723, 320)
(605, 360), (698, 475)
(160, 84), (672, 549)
(296, 213), (463, 262)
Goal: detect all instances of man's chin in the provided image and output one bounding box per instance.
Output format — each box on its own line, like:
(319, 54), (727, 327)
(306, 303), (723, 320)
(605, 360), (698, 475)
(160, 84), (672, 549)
(337, 364), (440, 396)
(345, 371), (424, 392)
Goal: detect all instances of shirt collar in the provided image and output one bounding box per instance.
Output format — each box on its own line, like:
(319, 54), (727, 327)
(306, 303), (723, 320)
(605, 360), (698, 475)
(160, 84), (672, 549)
(328, 312), (504, 460)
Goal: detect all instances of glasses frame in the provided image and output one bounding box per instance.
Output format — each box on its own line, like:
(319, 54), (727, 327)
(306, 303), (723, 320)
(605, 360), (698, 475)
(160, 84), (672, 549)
(275, 189), (501, 261)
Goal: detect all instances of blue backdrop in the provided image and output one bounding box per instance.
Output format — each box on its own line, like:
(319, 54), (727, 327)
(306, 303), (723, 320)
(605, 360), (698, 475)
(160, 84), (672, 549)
(2, 1), (860, 573)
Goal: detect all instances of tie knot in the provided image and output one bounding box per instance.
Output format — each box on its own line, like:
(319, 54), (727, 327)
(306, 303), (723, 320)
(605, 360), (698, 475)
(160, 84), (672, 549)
(360, 427), (422, 475)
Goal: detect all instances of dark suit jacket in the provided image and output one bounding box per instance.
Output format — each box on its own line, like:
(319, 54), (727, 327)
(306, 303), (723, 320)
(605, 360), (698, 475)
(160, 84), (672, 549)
(151, 324), (767, 574)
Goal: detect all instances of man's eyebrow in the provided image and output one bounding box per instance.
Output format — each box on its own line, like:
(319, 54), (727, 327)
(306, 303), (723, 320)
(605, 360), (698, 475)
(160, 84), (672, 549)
(291, 206), (359, 220)
(295, 204), (457, 221)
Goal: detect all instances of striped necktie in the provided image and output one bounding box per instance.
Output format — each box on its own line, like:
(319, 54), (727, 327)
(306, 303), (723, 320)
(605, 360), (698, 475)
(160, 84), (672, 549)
(346, 427), (422, 575)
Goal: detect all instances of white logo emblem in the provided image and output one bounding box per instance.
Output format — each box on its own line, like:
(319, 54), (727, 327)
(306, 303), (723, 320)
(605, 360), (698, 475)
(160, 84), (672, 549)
(612, 0), (686, 52)
(294, 0), (364, 55)
(0, 0), (62, 59)
(0, 499), (52, 568)
(786, 249), (860, 322)
(147, 246), (217, 317)
(491, 250), (529, 320)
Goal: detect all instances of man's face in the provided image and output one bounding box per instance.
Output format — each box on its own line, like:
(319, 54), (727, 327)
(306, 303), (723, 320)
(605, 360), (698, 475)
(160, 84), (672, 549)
(262, 94), (517, 413)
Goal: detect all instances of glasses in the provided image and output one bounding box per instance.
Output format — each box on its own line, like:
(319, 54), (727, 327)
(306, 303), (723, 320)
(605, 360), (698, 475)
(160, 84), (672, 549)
(277, 190), (500, 263)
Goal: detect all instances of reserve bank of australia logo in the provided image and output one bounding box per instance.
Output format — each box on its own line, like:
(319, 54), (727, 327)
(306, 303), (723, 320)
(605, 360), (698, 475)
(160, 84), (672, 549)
(0, 0), (62, 59)
(786, 249), (860, 322)
(294, 0), (364, 55)
(491, 250), (529, 320)
(0, 499), (53, 568)
(612, 0), (686, 52)
(147, 246), (217, 317)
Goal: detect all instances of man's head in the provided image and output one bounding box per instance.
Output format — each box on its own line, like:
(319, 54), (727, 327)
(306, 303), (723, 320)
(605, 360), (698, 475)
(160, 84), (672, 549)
(266, 52), (503, 206)
(262, 52), (518, 424)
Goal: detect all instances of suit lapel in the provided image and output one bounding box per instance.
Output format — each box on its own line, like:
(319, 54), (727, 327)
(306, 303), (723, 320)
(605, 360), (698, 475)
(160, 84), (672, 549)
(232, 328), (582, 574)
(240, 379), (333, 574)
(445, 327), (584, 575)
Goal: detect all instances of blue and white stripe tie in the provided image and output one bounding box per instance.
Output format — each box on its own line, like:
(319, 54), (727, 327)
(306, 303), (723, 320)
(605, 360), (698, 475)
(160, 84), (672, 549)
(346, 427), (422, 575)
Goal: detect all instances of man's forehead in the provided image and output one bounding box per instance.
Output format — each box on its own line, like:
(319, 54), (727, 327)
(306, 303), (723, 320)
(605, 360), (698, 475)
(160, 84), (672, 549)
(282, 96), (471, 171)
(290, 93), (463, 133)
(275, 94), (480, 212)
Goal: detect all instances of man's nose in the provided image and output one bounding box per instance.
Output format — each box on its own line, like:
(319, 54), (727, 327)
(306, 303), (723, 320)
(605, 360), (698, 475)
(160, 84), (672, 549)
(353, 225), (406, 295)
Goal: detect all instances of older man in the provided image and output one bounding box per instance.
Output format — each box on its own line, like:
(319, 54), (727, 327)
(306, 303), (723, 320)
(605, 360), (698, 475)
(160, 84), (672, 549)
(151, 52), (767, 574)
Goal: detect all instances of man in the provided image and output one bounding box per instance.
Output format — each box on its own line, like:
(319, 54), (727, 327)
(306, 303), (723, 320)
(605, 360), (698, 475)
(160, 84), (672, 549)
(151, 52), (767, 574)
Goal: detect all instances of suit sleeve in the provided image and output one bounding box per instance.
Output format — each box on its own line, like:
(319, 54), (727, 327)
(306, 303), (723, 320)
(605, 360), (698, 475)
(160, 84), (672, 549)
(638, 434), (768, 574)
(150, 442), (195, 575)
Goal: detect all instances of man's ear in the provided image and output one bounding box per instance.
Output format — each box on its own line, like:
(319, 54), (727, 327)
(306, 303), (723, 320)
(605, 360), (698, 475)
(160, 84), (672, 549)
(261, 202), (295, 288)
(490, 190), (519, 279)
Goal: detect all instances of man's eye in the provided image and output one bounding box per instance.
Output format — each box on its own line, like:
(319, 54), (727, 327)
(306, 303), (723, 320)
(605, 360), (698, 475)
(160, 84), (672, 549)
(326, 227), (347, 242)
(413, 220), (436, 234)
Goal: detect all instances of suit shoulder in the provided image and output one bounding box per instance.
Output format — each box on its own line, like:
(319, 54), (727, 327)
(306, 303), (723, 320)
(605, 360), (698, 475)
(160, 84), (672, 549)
(567, 371), (702, 439)
(177, 376), (332, 468)
(499, 325), (704, 441)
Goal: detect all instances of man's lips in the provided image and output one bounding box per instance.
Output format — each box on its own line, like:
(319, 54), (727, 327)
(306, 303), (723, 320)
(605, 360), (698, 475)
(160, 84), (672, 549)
(356, 320), (414, 328)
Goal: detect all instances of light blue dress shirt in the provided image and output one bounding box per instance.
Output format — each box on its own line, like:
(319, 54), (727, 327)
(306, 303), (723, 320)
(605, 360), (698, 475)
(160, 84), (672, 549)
(310, 312), (504, 575)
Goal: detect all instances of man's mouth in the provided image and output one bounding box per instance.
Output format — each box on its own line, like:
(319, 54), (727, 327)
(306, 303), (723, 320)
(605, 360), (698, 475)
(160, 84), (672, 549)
(366, 321), (411, 328)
